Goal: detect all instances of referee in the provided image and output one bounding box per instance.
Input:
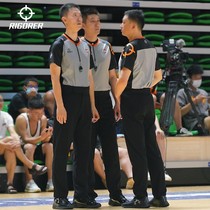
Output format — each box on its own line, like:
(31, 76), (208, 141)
(82, 8), (128, 206)
(116, 10), (169, 208)
(49, 3), (100, 209)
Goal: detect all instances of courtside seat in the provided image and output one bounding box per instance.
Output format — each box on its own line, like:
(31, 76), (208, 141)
(155, 109), (198, 136)
(14, 55), (45, 68)
(13, 7), (43, 20)
(45, 32), (63, 44)
(0, 31), (12, 43)
(145, 34), (165, 46)
(159, 57), (166, 69)
(14, 31), (44, 44)
(166, 12), (193, 24)
(45, 81), (52, 90)
(198, 58), (210, 70)
(0, 79), (13, 92)
(144, 11), (165, 23)
(195, 35), (210, 47)
(0, 55), (13, 67)
(195, 14), (210, 25)
(170, 34), (194, 47)
(0, 6), (11, 19)
(157, 80), (166, 92)
(45, 8), (59, 20)
(200, 79), (210, 92)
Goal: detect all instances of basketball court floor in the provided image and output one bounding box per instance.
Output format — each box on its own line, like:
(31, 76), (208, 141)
(0, 186), (210, 210)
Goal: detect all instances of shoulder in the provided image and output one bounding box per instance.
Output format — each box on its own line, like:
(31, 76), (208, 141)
(16, 113), (27, 123)
(0, 111), (12, 119)
(122, 42), (136, 56)
(50, 35), (66, 48)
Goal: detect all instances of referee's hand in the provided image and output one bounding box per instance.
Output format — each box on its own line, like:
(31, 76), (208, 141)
(92, 107), (100, 123)
(56, 106), (67, 124)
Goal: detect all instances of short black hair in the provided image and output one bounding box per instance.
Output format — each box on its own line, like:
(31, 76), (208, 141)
(59, 3), (80, 19)
(24, 77), (39, 86)
(28, 96), (44, 109)
(82, 7), (99, 23)
(124, 9), (144, 30)
(187, 64), (203, 78)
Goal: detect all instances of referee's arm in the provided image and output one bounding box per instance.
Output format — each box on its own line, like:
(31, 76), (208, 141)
(150, 69), (162, 88)
(115, 67), (131, 102)
(50, 63), (67, 124)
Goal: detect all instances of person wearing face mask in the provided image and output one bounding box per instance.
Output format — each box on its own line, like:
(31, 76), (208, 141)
(8, 77), (42, 122)
(177, 64), (210, 135)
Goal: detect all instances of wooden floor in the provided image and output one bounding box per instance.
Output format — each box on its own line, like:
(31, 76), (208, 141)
(1, 186), (210, 210)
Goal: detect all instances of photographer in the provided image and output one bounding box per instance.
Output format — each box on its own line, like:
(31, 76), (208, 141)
(177, 64), (210, 135)
(159, 39), (192, 136)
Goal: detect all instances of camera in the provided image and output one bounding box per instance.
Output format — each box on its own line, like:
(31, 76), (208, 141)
(162, 39), (189, 79)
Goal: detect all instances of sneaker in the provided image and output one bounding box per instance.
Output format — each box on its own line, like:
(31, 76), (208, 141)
(109, 194), (128, 206)
(176, 127), (193, 137)
(149, 196), (169, 207)
(126, 178), (134, 189)
(73, 198), (101, 208)
(122, 197), (150, 208)
(46, 179), (54, 192)
(53, 198), (73, 209)
(165, 170), (172, 182)
(25, 180), (41, 193)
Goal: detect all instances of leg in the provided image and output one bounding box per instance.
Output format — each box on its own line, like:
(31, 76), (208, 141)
(42, 142), (54, 191)
(118, 147), (133, 179)
(4, 150), (16, 186)
(93, 149), (106, 186)
(73, 94), (92, 201)
(23, 143), (36, 183)
(96, 93), (121, 198)
(204, 116), (210, 133)
(42, 142), (53, 181)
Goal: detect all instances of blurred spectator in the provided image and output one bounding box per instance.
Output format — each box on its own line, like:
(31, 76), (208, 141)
(0, 94), (47, 193)
(15, 96), (53, 193)
(177, 64), (210, 135)
(8, 77), (41, 122)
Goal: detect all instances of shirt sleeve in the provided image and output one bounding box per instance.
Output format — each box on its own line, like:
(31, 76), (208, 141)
(12, 93), (27, 111)
(177, 89), (187, 107)
(5, 112), (14, 128)
(49, 37), (64, 67)
(108, 44), (117, 70)
(120, 43), (137, 71)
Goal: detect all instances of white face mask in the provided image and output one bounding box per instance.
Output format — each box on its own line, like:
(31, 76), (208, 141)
(192, 79), (202, 88)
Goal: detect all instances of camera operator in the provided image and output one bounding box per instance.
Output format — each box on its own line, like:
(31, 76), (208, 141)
(157, 39), (192, 136)
(177, 64), (210, 135)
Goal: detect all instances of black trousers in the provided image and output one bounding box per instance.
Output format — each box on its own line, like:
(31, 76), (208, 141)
(53, 85), (92, 200)
(88, 91), (122, 198)
(121, 88), (166, 199)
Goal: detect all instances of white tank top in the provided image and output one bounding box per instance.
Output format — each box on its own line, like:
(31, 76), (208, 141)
(21, 113), (41, 137)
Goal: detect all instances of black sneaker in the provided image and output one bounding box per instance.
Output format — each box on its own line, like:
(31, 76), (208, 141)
(53, 198), (73, 209)
(73, 198), (101, 208)
(108, 194), (128, 206)
(149, 196), (169, 207)
(122, 197), (150, 208)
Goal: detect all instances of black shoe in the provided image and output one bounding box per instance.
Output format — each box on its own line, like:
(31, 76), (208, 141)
(28, 164), (47, 177)
(149, 196), (169, 207)
(109, 194), (128, 206)
(122, 197), (150, 208)
(53, 198), (73, 209)
(73, 198), (101, 208)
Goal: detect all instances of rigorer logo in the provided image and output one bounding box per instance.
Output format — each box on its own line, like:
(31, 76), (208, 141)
(9, 5), (44, 30)
(18, 5), (35, 22)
